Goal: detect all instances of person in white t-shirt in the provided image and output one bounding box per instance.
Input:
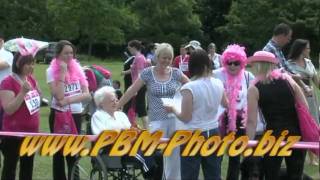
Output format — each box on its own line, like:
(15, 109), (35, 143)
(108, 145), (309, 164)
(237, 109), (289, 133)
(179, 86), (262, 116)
(165, 49), (227, 180)
(91, 86), (131, 134)
(46, 40), (91, 180)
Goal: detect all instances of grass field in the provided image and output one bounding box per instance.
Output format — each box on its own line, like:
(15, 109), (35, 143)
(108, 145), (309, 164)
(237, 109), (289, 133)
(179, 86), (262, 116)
(1, 57), (319, 179)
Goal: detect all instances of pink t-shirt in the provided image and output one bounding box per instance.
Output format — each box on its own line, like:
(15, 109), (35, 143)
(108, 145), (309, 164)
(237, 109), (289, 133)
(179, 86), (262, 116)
(0, 75), (40, 132)
(131, 53), (147, 82)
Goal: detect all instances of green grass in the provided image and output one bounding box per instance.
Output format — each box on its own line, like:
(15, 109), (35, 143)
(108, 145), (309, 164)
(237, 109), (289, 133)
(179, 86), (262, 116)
(2, 57), (319, 179)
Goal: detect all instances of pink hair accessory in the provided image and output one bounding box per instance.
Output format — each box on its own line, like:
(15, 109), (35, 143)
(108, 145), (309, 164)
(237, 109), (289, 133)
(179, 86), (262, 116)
(17, 38), (39, 57)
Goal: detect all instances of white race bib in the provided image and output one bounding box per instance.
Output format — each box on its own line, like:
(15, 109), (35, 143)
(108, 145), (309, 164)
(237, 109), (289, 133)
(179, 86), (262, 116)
(24, 90), (41, 115)
(179, 62), (188, 72)
(64, 81), (81, 97)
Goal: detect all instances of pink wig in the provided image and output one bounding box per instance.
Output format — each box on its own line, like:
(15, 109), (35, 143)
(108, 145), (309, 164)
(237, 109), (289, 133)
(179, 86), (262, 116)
(50, 58), (88, 87)
(221, 44), (247, 69)
(221, 44), (247, 132)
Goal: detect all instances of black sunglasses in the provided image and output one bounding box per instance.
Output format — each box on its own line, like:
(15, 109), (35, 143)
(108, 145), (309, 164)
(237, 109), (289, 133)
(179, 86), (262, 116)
(227, 61), (241, 66)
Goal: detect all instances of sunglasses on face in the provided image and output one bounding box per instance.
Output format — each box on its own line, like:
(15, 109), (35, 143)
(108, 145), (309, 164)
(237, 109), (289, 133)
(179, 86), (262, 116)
(227, 61), (241, 66)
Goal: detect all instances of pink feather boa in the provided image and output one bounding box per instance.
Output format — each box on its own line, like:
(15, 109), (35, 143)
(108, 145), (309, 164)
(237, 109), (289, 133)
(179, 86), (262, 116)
(50, 58), (88, 86)
(221, 44), (248, 132)
(223, 68), (245, 132)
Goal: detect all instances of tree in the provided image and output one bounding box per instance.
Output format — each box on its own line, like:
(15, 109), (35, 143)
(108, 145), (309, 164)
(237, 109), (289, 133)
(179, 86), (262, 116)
(47, 0), (138, 55)
(195, 0), (232, 52)
(130, 0), (203, 50)
(217, 0), (320, 57)
(0, 0), (48, 39)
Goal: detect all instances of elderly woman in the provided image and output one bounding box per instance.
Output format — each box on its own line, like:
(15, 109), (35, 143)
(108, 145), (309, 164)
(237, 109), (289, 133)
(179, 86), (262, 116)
(0, 52), (40, 180)
(91, 86), (131, 134)
(246, 51), (307, 179)
(166, 49), (227, 180)
(213, 44), (255, 180)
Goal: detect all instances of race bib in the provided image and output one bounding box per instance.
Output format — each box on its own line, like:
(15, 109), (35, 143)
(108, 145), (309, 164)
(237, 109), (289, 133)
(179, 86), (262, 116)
(24, 90), (41, 115)
(64, 81), (81, 97)
(179, 62), (188, 72)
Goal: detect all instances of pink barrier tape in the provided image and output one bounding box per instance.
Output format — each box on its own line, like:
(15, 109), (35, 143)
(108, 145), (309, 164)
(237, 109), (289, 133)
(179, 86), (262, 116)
(0, 131), (318, 150)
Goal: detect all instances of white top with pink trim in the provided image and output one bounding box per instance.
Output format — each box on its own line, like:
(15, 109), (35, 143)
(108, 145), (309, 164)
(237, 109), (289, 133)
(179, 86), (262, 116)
(46, 67), (83, 113)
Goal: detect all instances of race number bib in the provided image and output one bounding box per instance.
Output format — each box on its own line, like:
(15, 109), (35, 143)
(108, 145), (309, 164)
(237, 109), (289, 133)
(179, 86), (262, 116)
(24, 90), (40, 115)
(179, 62), (188, 72)
(64, 81), (81, 97)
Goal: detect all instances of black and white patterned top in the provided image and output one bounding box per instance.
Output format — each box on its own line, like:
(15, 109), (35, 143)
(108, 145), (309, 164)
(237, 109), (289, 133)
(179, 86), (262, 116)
(140, 66), (183, 122)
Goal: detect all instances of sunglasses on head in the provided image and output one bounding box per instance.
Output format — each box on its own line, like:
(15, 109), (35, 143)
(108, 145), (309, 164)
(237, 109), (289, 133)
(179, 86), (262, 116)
(227, 61), (241, 66)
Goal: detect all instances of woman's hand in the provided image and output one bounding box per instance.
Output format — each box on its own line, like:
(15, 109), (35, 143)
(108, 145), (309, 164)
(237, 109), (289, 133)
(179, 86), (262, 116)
(21, 80), (32, 94)
(164, 104), (175, 113)
(303, 85), (313, 97)
(56, 98), (69, 107)
(60, 61), (68, 74)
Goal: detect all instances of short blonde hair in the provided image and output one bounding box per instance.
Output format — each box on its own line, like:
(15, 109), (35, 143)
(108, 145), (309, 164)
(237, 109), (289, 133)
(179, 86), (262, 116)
(154, 43), (174, 62)
(94, 86), (115, 107)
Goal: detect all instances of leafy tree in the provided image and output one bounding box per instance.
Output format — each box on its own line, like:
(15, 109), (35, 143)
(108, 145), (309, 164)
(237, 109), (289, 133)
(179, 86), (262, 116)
(195, 0), (232, 52)
(130, 0), (203, 50)
(217, 0), (320, 57)
(47, 0), (138, 55)
(0, 0), (48, 39)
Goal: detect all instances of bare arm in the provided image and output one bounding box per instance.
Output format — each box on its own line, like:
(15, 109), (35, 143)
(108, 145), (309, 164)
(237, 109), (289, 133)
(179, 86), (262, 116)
(117, 78), (144, 109)
(0, 81), (31, 115)
(58, 85), (91, 106)
(221, 92), (228, 108)
(180, 74), (190, 85)
(291, 79), (309, 108)
(0, 60), (10, 70)
(246, 85), (259, 139)
(49, 63), (67, 100)
(172, 89), (193, 122)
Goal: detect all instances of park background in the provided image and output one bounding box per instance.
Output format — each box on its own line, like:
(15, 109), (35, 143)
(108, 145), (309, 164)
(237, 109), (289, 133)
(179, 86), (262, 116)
(0, 0), (319, 179)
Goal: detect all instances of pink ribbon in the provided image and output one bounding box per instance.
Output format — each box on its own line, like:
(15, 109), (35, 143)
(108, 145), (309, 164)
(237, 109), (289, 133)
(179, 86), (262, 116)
(0, 131), (318, 150)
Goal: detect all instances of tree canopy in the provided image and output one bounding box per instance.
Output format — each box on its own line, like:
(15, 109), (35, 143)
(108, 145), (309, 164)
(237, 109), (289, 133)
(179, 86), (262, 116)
(0, 0), (319, 59)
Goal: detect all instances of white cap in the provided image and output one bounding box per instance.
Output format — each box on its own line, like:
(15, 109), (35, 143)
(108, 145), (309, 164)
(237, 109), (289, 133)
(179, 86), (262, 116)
(185, 40), (202, 50)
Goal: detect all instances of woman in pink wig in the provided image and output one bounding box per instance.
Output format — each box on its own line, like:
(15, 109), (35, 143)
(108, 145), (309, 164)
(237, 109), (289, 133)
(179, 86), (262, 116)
(46, 40), (91, 180)
(246, 51), (308, 179)
(213, 44), (255, 180)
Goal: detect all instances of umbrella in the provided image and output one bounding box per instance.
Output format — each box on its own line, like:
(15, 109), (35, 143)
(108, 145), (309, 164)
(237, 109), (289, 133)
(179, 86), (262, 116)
(4, 37), (49, 54)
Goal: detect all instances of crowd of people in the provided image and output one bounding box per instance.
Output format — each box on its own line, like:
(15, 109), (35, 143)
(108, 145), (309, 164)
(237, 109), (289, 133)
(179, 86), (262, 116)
(0, 22), (319, 180)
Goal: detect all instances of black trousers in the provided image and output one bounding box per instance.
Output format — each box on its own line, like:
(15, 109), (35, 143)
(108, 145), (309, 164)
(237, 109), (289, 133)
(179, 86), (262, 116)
(49, 108), (82, 180)
(263, 149), (306, 180)
(135, 85), (147, 117)
(1, 138), (34, 180)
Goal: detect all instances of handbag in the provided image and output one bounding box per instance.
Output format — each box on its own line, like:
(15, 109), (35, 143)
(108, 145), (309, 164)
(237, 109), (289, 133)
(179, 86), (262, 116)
(286, 80), (320, 156)
(53, 108), (78, 134)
